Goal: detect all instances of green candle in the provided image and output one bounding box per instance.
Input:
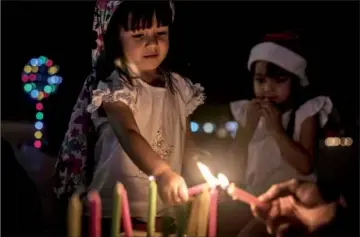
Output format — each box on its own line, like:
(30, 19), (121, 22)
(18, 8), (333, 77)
(147, 176), (157, 237)
(111, 182), (122, 237)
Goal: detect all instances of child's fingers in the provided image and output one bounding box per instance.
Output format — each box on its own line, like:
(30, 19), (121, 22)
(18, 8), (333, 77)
(163, 184), (174, 205)
(178, 180), (189, 203)
(171, 184), (180, 204)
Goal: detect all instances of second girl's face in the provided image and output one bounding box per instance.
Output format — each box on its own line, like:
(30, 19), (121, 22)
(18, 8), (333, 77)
(253, 61), (292, 104)
(120, 14), (169, 74)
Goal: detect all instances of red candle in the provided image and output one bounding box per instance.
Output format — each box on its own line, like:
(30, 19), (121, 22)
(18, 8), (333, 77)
(227, 183), (268, 209)
(88, 191), (102, 237)
(119, 184), (133, 237)
(208, 188), (219, 237)
(188, 183), (209, 196)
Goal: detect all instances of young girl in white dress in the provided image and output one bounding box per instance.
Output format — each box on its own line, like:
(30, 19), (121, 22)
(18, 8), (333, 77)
(53, 0), (205, 234)
(230, 32), (333, 196)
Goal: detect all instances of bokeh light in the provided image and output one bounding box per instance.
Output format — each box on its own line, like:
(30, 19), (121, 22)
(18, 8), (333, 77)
(36, 102), (44, 110)
(190, 121), (199, 133)
(34, 140), (42, 148)
(22, 56), (63, 149)
(36, 112), (44, 120)
(34, 121), (44, 130)
(203, 122), (215, 134)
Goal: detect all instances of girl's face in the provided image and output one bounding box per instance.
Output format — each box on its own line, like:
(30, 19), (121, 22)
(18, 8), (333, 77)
(120, 14), (169, 74)
(253, 61), (292, 104)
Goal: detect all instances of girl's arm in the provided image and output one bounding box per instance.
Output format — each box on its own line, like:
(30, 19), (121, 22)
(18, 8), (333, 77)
(103, 101), (171, 177)
(272, 115), (317, 175)
(229, 124), (253, 182)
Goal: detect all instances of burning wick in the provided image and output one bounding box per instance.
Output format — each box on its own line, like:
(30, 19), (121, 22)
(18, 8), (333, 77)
(217, 173), (268, 209)
(188, 162), (219, 196)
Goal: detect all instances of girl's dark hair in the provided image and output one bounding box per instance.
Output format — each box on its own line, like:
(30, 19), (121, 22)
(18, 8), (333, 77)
(251, 31), (316, 138)
(96, 1), (175, 90)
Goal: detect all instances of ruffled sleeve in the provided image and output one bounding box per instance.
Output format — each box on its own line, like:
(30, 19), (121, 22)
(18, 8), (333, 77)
(294, 96), (333, 140)
(230, 100), (250, 127)
(172, 73), (205, 117)
(86, 70), (137, 113)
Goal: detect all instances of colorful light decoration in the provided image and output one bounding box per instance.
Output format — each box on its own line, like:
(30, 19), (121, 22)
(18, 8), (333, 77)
(22, 56), (63, 149)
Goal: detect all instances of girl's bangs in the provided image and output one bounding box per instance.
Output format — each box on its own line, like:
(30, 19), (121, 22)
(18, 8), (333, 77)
(113, 1), (173, 31)
(266, 63), (293, 78)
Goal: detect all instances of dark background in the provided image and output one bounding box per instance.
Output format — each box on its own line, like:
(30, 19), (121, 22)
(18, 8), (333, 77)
(2, 1), (359, 151)
(1, 2), (359, 236)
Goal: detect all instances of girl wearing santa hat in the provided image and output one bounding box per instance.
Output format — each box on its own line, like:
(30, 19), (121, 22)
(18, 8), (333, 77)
(230, 32), (333, 196)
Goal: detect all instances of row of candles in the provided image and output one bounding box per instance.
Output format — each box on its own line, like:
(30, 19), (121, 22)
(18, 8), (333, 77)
(67, 162), (266, 237)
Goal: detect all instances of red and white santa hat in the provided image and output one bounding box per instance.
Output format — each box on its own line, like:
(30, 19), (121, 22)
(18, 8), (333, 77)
(247, 32), (309, 87)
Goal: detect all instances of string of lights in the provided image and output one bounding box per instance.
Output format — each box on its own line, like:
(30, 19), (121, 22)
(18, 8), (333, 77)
(22, 56), (63, 149)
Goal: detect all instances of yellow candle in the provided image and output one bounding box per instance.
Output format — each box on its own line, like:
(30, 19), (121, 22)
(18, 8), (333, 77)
(186, 192), (201, 236)
(147, 176), (157, 237)
(67, 194), (82, 237)
(112, 182), (123, 237)
(196, 189), (210, 237)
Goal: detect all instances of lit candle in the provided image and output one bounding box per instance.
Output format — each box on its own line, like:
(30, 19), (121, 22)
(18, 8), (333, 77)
(67, 193), (82, 237)
(217, 174), (268, 209)
(188, 162), (219, 197)
(112, 183), (123, 237)
(88, 191), (102, 237)
(208, 188), (218, 237)
(188, 183), (209, 196)
(120, 184), (133, 237)
(227, 183), (267, 208)
(147, 176), (157, 237)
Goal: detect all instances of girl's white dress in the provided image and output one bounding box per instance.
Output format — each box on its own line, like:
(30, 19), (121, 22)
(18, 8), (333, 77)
(230, 96), (333, 195)
(86, 70), (204, 220)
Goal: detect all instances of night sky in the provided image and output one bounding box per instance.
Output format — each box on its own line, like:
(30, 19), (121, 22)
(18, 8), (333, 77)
(2, 1), (359, 149)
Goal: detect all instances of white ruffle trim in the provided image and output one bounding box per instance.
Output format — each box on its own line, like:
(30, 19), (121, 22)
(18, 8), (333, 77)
(86, 88), (136, 113)
(296, 96), (333, 129)
(186, 83), (205, 117)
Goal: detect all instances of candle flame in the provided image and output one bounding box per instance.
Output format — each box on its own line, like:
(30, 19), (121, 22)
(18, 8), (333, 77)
(197, 162), (218, 188)
(149, 176), (155, 181)
(217, 173), (230, 189)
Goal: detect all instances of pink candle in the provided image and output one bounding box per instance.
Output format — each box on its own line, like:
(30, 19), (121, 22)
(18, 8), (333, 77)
(188, 183), (209, 196)
(88, 191), (102, 237)
(119, 184), (133, 237)
(227, 183), (268, 209)
(208, 188), (218, 237)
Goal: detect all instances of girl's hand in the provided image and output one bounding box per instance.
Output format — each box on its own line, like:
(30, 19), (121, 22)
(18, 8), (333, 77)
(156, 169), (189, 205)
(260, 102), (284, 135)
(244, 99), (262, 135)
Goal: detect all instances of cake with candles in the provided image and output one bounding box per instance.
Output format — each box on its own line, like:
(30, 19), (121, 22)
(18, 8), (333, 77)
(67, 162), (261, 237)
